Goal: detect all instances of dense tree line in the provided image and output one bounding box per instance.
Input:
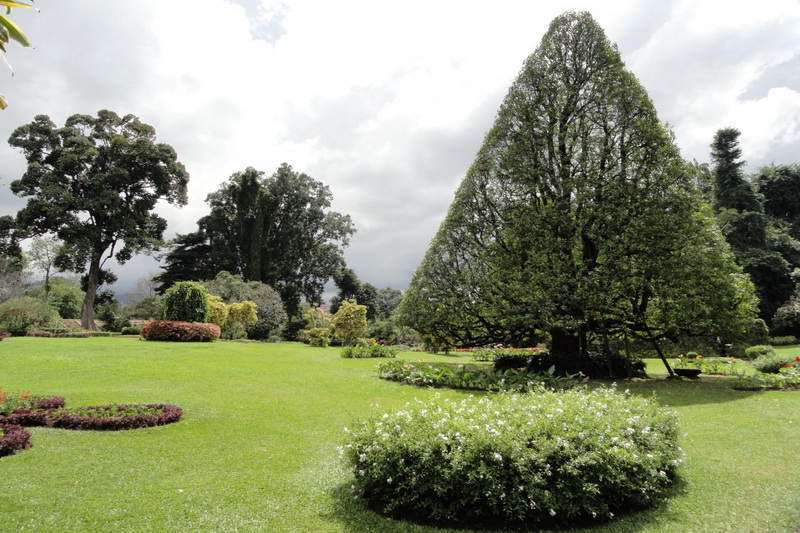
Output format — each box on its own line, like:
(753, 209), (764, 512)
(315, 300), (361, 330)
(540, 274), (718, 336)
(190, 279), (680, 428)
(154, 164), (355, 318)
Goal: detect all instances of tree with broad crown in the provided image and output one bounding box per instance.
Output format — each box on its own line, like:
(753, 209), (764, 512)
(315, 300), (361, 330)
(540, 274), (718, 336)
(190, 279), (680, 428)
(154, 165), (354, 318)
(397, 11), (757, 373)
(9, 110), (189, 330)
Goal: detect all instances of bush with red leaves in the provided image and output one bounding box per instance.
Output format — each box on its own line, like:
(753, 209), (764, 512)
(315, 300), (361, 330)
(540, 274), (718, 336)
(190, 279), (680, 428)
(0, 424), (31, 457)
(0, 396), (66, 426)
(141, 320), (221, 342)
(45, 404), (183, 430)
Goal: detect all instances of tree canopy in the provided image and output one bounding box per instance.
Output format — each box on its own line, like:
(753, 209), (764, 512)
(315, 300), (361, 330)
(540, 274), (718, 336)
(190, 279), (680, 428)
(397, 11), (757, 360)
(155, 164), (354, 317)
(9, 110), (189, 329)
(710, 128), (794, 322)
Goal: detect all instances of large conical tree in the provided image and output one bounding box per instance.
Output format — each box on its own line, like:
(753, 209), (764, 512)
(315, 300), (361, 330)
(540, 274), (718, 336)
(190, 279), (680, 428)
(397, 12), (756, 367)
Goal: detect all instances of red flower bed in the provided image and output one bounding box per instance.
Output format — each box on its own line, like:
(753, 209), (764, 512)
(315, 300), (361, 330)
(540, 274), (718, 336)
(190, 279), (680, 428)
(141, 320), (220, 342)
(0, 396), (66, 426)
(45, 404), (183, 430)
(0, 424), (31, 457)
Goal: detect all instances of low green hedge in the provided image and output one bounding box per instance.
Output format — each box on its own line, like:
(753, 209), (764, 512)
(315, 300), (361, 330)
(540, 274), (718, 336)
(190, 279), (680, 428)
(341, 387), (683, 528)
(341, 345), (397, 358)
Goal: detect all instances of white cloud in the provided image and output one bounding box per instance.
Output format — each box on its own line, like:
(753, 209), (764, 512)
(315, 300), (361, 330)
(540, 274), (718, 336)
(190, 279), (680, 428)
(2, 0), (800, 296)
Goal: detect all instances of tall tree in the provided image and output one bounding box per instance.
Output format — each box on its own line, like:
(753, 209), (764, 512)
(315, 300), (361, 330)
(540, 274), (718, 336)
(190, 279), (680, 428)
(755, 164), (800, 240)
(9, 110), (189, 330)
(710, 128), (793, 322)
(155, 164), (354, 317)
(397, 12), (756, 365)
(329, 267), (378, 319)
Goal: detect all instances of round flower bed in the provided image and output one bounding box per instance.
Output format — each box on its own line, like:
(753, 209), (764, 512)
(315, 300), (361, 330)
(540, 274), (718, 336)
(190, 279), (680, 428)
(341, 387), (683, 529)
(0, 395), (66, 426)
(44, 404), (183, 430)
(0, 424), (32, 457)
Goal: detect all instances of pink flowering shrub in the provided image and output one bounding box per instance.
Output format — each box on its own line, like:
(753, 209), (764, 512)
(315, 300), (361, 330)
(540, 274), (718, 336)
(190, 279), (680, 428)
(141, 320), (220, 342)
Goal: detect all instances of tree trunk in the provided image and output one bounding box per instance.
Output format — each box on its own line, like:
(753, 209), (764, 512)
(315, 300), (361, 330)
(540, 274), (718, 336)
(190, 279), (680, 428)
(550, 327), (583, 356)
(80, 258), (101, 331)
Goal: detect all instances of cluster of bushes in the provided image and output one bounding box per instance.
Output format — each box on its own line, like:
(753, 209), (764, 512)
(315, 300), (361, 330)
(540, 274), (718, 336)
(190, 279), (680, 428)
(341, 388), (683, 528)
(341, 344), (398, 358)
(141, 320), (221, 342)
(120, 326), (141, 336)
(768, 335), (797, 346)
(377, 360), (586, 392)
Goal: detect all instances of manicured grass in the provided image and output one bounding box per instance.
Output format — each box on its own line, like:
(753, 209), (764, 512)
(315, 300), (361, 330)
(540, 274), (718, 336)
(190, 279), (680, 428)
(0, 338), (798, 532)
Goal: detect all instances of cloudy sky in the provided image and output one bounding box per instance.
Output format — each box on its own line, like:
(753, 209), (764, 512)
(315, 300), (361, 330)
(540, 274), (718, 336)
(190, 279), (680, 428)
(2, 0), (800, 299)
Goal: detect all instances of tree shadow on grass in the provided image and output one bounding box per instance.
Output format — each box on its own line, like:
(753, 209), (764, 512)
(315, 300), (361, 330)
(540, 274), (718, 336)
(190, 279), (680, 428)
(598, 375), (766, 408)
(324, 477), (689, 533)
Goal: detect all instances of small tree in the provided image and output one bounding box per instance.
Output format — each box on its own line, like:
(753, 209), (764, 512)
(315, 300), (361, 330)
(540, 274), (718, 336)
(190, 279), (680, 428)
(331, 299), (367, 347)
(206, 295), (229, 327)
(225, 301), (258, 339)
(28, 236), (63, 299)
(302, 306), (331, 347)
(163, 282), (210, 323)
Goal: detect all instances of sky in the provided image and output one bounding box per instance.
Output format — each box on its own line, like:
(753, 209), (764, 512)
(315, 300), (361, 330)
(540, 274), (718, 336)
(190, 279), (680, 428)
(1, 0), (800, 300)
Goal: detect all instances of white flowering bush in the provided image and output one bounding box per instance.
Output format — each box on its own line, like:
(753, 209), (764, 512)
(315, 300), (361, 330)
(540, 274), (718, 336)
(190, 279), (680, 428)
(340, 387), (683, 528)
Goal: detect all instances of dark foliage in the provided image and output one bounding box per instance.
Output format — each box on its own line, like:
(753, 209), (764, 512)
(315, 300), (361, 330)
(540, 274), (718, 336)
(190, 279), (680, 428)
(141, 320), (220, 342)
(0, 424), (31, 457)
(44, 404), (182, 431)
(493, 350), (646, 379)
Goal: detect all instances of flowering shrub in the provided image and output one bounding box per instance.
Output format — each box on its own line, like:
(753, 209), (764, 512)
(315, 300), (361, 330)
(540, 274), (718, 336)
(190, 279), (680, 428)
(751, 353), (799, 374)
(141, 320), (220, 342)
(377, 360), (585, 391)
(0, 332), (10, 341)
(341, 388), (683, 528)
(736, 364), (800, 390)
(0, 388), (64, 415)
(25, 332), (90, 338)
(341, 345), (397, 358)
(0, 424), (31, 457)
(45, 404), (182, 430)
(0, 391), (66, 425)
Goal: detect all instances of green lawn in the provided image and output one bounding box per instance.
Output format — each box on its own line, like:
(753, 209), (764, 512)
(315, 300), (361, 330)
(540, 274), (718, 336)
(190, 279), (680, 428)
(1, 338), (799, 532)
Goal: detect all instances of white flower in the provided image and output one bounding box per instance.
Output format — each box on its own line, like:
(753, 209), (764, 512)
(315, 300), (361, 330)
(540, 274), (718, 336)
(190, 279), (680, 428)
(549, 509), (556, 517)
(387, 477), (393, 484)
